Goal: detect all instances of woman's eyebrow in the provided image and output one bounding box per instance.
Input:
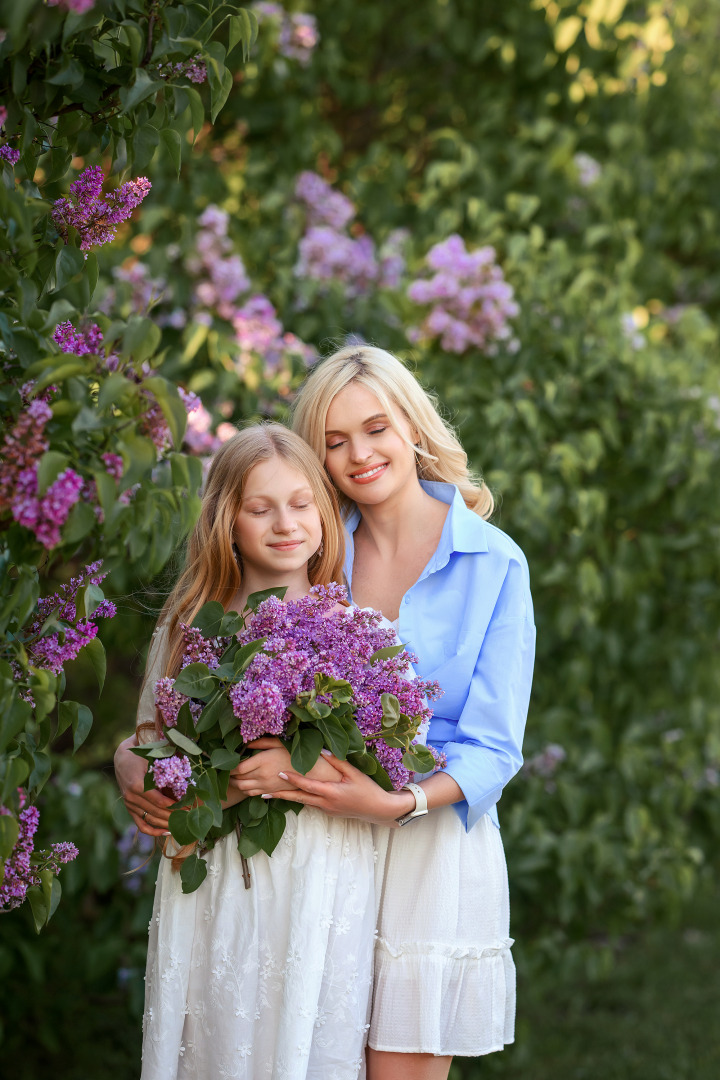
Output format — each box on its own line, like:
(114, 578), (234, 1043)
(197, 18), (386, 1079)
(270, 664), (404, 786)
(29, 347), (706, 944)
(325, 413), (389, 435)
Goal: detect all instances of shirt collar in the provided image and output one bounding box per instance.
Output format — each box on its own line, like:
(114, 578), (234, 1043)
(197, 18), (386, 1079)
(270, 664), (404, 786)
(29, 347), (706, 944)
(343, 479), (488, 584)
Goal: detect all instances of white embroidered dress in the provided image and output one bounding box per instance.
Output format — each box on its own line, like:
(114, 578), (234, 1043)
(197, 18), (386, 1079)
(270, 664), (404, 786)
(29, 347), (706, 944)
(139, 628), (376, 1080)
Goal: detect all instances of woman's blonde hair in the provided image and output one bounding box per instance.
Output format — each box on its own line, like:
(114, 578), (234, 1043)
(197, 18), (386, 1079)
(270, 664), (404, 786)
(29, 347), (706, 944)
(291, 345), (494, 519)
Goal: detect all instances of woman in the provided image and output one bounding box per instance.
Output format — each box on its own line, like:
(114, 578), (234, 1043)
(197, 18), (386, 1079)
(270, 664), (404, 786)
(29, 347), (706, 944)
(116, 347), (535, 1080)
(275, 345), (536, 1080)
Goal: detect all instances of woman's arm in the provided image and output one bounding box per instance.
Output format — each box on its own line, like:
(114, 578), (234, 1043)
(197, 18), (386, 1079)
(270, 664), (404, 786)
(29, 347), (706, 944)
(269, 752), (465, 826)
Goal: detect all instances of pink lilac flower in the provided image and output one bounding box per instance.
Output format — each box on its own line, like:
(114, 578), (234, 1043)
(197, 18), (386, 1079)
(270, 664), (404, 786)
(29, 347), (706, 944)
(100, 260), (167, 316)
(102, 453), (124, 481)
(180, 624), (225, 669)
(407, 234), (520, 355)
(183, 401), (222, 456)
(0, 145), (20, 165)
(154, 677), (187, 728)
(294, 172), (355, 230)
(53, 320), (103, 355)
(7, 460), (84, 550)
(158, 54), (207, 84)
(151, 755), (195, 800)
(279, 13), (319, 64)
(47, 0), (95, 12)
(52, 166), (151, 251)
(0, 800), (40, 910)
(0, 106), (7, 127)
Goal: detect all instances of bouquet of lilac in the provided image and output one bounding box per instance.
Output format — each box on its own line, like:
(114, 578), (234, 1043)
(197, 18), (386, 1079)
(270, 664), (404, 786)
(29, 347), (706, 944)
(133, 583), (443, 893)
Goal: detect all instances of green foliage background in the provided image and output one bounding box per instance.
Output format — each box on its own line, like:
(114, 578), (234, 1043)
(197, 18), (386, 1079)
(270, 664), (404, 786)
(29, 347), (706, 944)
(1, 0), (719, 1074)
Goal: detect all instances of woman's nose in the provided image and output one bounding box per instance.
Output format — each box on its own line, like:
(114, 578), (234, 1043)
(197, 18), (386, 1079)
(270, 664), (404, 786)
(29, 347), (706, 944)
(348, 437), (372, 463)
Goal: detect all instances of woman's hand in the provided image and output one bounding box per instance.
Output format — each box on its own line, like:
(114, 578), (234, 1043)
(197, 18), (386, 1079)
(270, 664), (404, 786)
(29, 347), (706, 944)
(270, 750), (417, 825)
(228, 737), (344, 798)
(114, 734), (174, 836)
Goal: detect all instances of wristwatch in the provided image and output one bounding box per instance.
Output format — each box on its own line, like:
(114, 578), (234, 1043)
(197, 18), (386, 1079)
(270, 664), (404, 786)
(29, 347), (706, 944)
(395, 782), (428, 827)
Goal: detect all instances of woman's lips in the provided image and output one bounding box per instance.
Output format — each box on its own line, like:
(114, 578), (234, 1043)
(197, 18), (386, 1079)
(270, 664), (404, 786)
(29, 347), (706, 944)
(348, 462), (389, 484)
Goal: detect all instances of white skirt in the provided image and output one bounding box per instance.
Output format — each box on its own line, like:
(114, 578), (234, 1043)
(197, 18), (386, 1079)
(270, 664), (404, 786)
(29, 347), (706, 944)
(370, 807), (515, 1057)
(141, 807), (376, 1080)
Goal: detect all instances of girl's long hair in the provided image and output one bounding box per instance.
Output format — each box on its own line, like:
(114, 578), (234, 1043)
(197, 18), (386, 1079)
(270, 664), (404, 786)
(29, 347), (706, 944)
(290, 345), (494, 519)
(135, 423), (345, 866)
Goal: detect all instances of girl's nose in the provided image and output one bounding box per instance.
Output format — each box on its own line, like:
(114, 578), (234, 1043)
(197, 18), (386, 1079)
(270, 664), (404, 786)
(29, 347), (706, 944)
(274, 509), (297, 533)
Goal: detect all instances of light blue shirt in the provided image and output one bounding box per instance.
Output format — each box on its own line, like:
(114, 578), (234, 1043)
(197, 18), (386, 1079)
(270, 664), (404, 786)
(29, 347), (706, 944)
(344, 480), (536, 831)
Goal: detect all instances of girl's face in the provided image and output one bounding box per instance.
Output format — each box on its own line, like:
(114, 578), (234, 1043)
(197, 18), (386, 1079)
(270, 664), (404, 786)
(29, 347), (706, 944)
(324, 382), (418, 507)
(233, 455), (323, 582)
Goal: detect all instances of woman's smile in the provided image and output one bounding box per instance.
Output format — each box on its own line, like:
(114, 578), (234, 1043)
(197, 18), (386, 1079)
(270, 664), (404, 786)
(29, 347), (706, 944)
(348, 461), (390, 483)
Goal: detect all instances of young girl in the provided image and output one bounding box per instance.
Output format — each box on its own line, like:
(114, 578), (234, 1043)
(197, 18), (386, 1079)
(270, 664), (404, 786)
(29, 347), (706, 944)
(135, 423), (394, 1080)
(272, 345), (536, 1080)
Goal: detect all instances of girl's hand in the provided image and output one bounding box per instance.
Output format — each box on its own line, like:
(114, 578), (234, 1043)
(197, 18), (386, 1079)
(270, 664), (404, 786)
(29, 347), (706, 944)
(114, 734), (174, 836)
(228, 737), (344, 797)
(270, 751), (416, 825)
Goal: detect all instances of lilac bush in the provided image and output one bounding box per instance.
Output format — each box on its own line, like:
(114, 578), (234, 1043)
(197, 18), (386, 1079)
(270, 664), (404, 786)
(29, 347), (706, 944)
(407, 234), (520, 354)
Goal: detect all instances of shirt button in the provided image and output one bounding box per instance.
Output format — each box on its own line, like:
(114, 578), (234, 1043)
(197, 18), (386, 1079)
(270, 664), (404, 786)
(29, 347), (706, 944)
(404, 596), (410, 605)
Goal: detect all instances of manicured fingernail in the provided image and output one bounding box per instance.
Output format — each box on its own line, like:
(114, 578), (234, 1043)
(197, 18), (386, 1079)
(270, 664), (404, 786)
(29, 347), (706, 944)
(278, 772), (288, 780)
(162, 831), (170, 836)
(320, 748), (332, 757)
(261, 794), (272, 800)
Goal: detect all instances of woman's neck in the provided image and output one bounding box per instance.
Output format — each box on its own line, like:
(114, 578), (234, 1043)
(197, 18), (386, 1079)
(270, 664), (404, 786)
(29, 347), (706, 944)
(354, 478), (447, 559)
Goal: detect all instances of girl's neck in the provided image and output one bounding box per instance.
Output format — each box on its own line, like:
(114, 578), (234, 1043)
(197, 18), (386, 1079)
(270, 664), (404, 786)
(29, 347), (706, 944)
(354, 477), (447, 558)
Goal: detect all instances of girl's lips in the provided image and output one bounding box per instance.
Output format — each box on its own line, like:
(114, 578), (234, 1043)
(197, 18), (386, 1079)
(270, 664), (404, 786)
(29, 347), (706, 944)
(268, 540), (303, 550)
(348, 462), (389, 484)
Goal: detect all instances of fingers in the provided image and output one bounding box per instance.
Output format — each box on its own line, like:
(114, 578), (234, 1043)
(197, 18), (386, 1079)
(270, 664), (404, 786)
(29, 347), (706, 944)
(268, 789), (326, 808)
(128, 810), (169, 837)
(245, 736), (284, 749)
(278, 770), (331, 795)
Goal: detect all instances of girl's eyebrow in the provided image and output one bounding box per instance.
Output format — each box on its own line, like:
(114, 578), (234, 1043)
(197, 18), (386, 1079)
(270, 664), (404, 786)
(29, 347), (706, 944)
(242, 486), (314, 502)
(325, 413), (389, 436)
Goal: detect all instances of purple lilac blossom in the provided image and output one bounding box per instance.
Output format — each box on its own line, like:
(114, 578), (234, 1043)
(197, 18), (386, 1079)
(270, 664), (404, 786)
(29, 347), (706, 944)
(151, 755), (195, 800)
(295, 226), (379, 298)
(407, 234), (520, 355)
(102, 453), (124, 481)
(52, 166), (151, 251)
(53, 320), (104, 356)
(9, 466), (84, 550)
(154, 677), (187, 728)
(0, 145), (20, 165)
(0, 106), (7, 127)
(294, 171), (355, 230)
(0, 795), (78, 912)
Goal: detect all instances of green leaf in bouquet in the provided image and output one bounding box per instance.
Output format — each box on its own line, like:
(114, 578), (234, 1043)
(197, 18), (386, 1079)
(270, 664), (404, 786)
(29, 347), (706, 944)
(174, 702), (198, 738)
(237, 797), (267, 828)
(369, 643), (407, 664)
(172, 662), (216, 700)
(233, 638), (266, 673)
(290, 727), (324, 774)
(316, 717), (350, 760)
(336, 713), (367, 754)
(288, 703), (313, 725)
(219, 610), (245, 636)
(246, 796), (269, 820)
(166, 728), (202, 755)
(191, 600), (225, 638)
(209, 747), (242, 772)
(272, 797), (304, 816)
(180, 853), (208, 894)
(170, 804), (213, 844)
(314, 674), (353, 700)
(145, 744), (178, 759)
(236, 826), (263, 858)
(195, 689), (233, 735)
(193, 770), (223, 827)
(245, 587), (288, 612)
(213, 663), (236, 681)
(381, 693), (400, 726)
(402, 746), (437, 774)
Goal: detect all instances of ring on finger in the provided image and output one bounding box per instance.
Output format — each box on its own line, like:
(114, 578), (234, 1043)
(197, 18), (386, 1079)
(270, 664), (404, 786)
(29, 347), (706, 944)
(142, 810), (149, 822)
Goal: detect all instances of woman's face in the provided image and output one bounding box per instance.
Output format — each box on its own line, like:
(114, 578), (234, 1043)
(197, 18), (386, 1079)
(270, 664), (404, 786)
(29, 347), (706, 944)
(323, 382), (418, 507)
(233, 455), (323, 581)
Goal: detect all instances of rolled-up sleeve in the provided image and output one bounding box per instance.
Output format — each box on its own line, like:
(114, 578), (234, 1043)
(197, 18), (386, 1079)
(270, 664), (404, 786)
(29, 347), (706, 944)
(441, 560), (536, 830)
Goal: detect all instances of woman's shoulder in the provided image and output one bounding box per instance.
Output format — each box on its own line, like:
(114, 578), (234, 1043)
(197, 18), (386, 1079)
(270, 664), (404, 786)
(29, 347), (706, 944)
(454, 502), (530, 572)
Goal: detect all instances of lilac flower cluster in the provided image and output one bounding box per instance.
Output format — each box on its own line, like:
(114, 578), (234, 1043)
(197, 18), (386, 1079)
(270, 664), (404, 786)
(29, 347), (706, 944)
(158, 54), (207, 84)
(0, 794), (78, 912)
(0, 144), (20, 166)
(24, 562), (115, 673)
(524, 743), (567, 779)
(254, 3), (319, 65)
(101, 260), (168, 320)
(227, 584), (443, 787)
(295, 171), (355, 230)
(52, 320), (104, 356)
(140, 384), (201, 455)
(52, 166), (151, 251)
(407, 234), (520, 355)
(378, 229), (410, 290)
(0, 396), (90, 549)
(101, 453), (124, 480)
(151, 755), (195, 800)
(47, 0), (95, 12)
